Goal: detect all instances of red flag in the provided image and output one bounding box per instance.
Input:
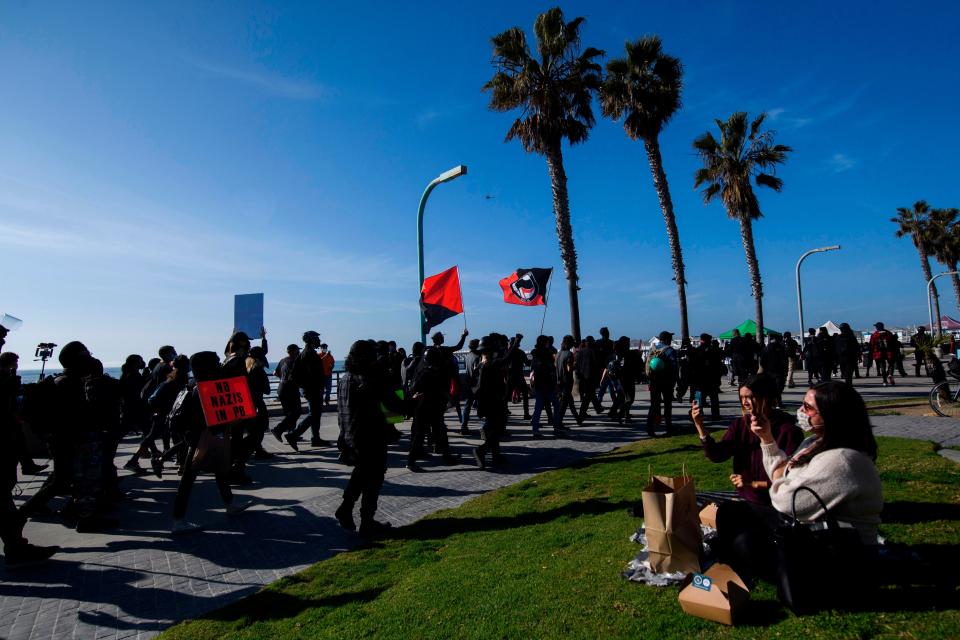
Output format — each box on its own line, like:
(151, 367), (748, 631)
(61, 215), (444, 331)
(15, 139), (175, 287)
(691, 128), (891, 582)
(421, 266), (463, 333)
(499, 268), (552, 306)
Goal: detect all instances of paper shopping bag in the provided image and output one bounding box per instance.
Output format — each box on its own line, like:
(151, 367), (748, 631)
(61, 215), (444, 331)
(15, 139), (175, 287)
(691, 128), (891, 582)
(642, 469), (703, 573)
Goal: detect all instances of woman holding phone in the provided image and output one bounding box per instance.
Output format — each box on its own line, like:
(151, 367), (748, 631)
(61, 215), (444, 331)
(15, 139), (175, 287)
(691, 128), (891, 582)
(691, 373), (803, 505)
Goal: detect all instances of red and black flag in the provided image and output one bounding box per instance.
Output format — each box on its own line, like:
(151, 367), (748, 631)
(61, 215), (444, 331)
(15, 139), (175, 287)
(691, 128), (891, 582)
(499, 268), (552, 306)
(421, 266), (464, 333)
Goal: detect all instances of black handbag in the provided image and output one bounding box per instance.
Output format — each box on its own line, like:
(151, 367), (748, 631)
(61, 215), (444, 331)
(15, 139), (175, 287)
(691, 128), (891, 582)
(775, 486), (870, 615)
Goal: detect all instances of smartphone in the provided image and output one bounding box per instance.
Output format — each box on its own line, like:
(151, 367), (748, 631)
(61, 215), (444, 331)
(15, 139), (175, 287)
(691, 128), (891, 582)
(694, 391), (702, 405)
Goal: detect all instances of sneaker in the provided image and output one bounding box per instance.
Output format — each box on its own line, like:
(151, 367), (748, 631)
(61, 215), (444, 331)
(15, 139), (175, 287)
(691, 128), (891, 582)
(4, 544), (59, 568)
(226, 499), (253, 516)
(271, 426), (285, 443)
(171, 519), (202, 536)
(472, 446), (486, 470)
(358, 519), (393, 536)
(285, 433), (300, 452)
(150, 456), (163, 479)
(123, 458), (145, 474)
(334, 504), (356, 531)
(19, 462), (48, 475)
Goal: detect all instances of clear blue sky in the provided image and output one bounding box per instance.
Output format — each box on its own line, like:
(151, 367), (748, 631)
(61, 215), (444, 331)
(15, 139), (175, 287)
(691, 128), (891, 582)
(2, 1), (959, 365)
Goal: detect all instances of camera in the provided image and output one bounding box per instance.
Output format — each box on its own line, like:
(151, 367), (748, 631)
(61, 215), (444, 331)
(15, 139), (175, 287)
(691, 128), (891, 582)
(36, 343), (57, 360)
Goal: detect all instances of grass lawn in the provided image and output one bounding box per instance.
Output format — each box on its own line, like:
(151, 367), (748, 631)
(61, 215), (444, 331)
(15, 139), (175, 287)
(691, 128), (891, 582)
(159, 435), (960, 639)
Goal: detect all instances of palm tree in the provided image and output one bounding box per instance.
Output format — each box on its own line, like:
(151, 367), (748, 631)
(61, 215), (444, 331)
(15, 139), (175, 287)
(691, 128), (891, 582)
(483, 7), (603, 341)
(892, 201), (943, 334)
(600, 36), (689, 341)
(928, 207), (960, 313)
(692, 112), (791, 343)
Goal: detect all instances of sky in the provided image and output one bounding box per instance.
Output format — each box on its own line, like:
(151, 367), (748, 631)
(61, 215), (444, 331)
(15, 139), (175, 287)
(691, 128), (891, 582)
(1, 1), (959, 366)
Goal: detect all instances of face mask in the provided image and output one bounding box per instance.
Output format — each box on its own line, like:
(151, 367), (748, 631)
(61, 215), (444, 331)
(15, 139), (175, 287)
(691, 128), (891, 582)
(797, 408), (812, 430)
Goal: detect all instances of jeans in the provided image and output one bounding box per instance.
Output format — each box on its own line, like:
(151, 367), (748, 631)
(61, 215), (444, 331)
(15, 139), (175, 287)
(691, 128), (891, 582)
(461, 396), (475, 429)
(292, 395), (324, 441)
(531, 388), (560, 433)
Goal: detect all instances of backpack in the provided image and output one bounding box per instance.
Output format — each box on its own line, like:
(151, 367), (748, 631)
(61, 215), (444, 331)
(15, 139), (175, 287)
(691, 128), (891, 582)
(647, 346), (675, 381)
(876, 331), (891, 356)
(20, 375), (59, 438)
(166, 386), (195, 435)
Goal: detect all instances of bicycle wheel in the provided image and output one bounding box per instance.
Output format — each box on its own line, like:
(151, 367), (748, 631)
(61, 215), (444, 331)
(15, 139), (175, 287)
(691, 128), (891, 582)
(929, 381), (960, 417)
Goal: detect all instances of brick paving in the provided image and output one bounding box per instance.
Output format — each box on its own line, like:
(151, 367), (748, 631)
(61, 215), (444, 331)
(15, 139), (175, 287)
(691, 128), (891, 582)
(1, 372), (956, 639)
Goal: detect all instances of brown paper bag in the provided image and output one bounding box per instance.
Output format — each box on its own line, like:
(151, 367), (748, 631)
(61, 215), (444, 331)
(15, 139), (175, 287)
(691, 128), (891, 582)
(642, 467), (703, 573)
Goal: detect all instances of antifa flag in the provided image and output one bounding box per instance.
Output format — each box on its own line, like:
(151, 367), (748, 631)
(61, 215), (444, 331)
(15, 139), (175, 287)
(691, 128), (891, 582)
(499, 268), (552, 307)
(420, 266), (464, 333)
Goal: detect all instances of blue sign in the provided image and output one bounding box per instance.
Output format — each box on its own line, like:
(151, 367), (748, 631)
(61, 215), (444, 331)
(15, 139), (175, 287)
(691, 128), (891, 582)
(234, 293), (264, 336)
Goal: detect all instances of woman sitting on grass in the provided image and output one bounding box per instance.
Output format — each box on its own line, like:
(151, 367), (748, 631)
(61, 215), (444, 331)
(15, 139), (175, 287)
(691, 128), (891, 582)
(715, 381), (883, 584)
(691, 374), (804, 505)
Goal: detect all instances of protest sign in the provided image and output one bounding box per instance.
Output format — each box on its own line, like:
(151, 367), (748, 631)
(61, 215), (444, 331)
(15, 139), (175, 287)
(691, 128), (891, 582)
(197, 376), (256, 427)
(234, 293), (264, 336)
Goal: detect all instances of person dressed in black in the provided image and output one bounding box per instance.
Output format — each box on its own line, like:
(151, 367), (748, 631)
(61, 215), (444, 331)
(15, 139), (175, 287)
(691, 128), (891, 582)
(407, 346), (459, 470)
(689, 333), (722, 422)
(171, 351), (253, 535)
(472, 334), (522, 469)
(555, 335), (579, 427)
(815, 327), (835, 383)
(286, 330), (328, 450)
(334, 340), (406, 535)
(727, 329), (743, 387)
(506, 336), (531, 421)
(1, 348), (59, 566)
(125, 355), (190, 477)
(608, 336), (641, 424)
(119, 355), (149, 440)
(271, 344), (302, 442)
(836, 323), (861, 386)
(575, 337), (603, 421)
(124, 345), (177, 472)
(910, 326), (930, 377)
(783, 331), (800, 388)
(595, 327), (616, 408)
(759, 334), (787, 407)
(529, 335), (562, 437)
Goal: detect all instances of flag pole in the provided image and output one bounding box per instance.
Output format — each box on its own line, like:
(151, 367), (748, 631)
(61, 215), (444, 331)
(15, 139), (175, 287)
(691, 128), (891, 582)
(538, 271), (554, 336)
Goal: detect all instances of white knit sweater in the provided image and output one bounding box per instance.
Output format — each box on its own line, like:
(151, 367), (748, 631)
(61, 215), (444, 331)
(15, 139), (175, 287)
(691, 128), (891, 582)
(761, 437), (884, 544)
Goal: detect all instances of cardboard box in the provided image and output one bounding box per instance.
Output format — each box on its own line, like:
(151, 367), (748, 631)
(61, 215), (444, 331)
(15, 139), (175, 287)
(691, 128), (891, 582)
(678, 563), (750, 625)
(699, 503), (718, 529)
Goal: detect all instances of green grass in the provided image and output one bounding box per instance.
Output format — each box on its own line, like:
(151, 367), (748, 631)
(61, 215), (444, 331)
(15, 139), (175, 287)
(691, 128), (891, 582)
(159, 435), (960, 639)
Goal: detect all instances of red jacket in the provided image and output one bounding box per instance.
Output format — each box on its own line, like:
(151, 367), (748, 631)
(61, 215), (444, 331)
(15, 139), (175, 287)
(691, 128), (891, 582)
(869, 330), (893, 361)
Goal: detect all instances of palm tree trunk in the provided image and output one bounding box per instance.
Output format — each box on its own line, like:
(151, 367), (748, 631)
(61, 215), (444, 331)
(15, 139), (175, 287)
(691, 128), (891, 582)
(545, 144), (582, 341)
(950, 262), (960, 313)
(919, 251), (942, 335)
(643, 137), (689, 342)
(737, 216), (764, 344)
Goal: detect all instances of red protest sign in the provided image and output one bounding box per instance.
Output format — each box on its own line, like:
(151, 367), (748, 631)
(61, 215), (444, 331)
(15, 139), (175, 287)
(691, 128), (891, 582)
(197, 376), (256, 427)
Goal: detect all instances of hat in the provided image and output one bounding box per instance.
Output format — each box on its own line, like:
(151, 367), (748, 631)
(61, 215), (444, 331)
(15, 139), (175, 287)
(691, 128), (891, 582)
(658, 330), (674, 343)
(699, 332), (712, 342)
(431, 331), (444, 342)
(303, 330), (321, 342)
(874, 322), (885, 330)
(477, 336), (497, 353)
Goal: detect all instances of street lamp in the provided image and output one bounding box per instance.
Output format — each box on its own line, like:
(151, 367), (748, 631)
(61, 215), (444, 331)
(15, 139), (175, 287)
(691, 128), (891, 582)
(928, 271), (958, 337)
(418, 165), (467, 342)
(796, 245), (841, 342)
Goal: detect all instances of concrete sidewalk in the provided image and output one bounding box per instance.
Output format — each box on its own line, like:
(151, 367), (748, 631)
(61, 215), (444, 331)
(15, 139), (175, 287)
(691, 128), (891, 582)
(1, 372), (955, 640)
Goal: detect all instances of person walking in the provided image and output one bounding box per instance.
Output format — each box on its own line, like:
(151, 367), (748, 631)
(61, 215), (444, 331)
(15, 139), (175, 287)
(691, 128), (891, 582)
(407, 347), (458, 470)
(459, 339), (481, 434)
(529, 335), (562, 437)
(170, 351), (253, 535)
(836, 323), (861, 386)
(334, 340), (406, 535)
(815, 327), (835, 383)
(286, 330), (329, 450)
(555, 335), (579, 427)
(595, 327), (616, 407)
(802, 328), (820, 387)
(575, 337), (603, 421)
(271, 344), (303, 442)
(869, 322), (896, 386)
(472, 334), (523, 469)
(759, 334), (787, 408)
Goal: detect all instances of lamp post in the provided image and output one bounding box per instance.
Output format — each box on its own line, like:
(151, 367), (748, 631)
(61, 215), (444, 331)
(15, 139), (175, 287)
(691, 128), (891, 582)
(418, 165), (467, 343)
(928, 272), (958, 337)
(796, 245), (841, 343)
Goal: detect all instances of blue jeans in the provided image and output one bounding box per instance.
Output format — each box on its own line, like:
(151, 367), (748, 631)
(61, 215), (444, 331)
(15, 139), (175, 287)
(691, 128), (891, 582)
(531, 388), (560, 433)
(597, 377), (616, 404)
(461, 396), (475, 429)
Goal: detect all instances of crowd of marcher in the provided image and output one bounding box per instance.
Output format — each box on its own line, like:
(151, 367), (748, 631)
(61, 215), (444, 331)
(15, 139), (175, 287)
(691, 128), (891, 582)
(0, 319), (930, 568)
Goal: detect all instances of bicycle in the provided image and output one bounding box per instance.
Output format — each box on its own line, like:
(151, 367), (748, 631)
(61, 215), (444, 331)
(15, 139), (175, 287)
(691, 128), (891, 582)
(929, 371), (960, 417)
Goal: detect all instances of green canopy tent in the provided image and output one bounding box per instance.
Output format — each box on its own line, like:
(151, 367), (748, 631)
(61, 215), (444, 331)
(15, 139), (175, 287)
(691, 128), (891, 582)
(717, 319), (781, 340)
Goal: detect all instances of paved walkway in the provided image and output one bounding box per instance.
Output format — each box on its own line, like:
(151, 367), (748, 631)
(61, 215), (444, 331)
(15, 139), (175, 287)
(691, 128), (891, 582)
(1, 372), (955, 640)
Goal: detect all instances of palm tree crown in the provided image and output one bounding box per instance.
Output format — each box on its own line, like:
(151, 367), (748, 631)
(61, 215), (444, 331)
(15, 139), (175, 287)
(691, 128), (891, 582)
(892, 200), (935, 251)
(693, 112), (792, 220)
(600, 35), (682, 141)
(483, 7), (603, 154)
